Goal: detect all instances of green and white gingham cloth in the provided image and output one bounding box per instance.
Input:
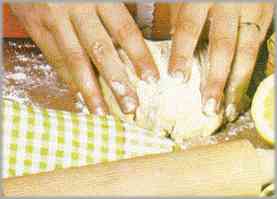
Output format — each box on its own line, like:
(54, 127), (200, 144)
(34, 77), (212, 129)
(2, 99), (175, 178)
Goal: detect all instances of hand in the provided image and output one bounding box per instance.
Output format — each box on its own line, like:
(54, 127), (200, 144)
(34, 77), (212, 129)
(10, 3), (159, 115)
(169, 2), (273, 121)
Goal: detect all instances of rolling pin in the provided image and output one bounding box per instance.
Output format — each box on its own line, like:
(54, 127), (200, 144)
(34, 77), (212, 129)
(2, 139), (274, 196)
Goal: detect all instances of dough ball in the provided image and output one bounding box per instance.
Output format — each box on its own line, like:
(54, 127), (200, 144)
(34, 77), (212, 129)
(100, 40), (223, 144)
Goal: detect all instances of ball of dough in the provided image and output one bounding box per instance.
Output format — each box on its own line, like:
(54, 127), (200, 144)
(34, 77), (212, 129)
(100, 40), (223, 144)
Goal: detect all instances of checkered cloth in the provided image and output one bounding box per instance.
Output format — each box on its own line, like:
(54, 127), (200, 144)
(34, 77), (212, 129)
(2, 99), (175, 178)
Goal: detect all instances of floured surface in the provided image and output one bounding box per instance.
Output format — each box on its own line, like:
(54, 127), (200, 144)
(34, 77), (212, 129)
(3, 38), (270, 148)
(3, 39), (88, 113)
(102, 40), (223, 143)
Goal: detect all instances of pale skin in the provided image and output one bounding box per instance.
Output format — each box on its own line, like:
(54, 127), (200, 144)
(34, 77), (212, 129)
(10, 3), (159, 115)
(169, 2), (274, 121)
(11, 3), (274, 121)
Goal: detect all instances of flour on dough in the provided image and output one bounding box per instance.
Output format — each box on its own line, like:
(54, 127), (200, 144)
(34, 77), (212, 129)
(100, 40), (223, 144)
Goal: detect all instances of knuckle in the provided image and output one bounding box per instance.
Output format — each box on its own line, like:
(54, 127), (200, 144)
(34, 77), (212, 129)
(71, 4), (95, 12)
(216, 76), (227, 85)
(176, 18), (200, 36)
(210, 79), (226, 93)
(44, 3), (60, 12)
(44, 4), (61, 17)
(89, 40), (113, 63)
(42, 5), (67, 31)
(170, 54), (189, 69)
(43, 17), (61, 32)
(66, 49), (87, 64)
(132, 55), (157, 75)
(210, 75), (225, 85)
(212, 37), (236, 54)
(238, 42), (259, 60)
(209, 72), (228, 88)
(72, 12), (90, 21)
(47, 54), (65, 68)
(70, 6), (96, 21)
(53, 56), (65, 68)
(116, 22), (137, 42)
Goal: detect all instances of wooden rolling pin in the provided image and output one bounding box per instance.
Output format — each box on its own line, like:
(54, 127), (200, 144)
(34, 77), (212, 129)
(2, 139), (274, 196)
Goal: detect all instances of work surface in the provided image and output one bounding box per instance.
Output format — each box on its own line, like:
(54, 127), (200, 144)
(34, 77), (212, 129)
(2, 38), (271, 149)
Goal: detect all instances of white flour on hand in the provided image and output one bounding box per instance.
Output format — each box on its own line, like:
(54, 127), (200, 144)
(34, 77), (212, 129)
(101, 40), (223, 144)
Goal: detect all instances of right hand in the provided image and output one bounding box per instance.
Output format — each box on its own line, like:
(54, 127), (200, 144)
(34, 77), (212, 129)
(10, 2), (159, 115)
(169, 3), (273, 120)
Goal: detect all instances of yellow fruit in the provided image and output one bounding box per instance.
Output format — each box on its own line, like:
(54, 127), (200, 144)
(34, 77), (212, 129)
(266, 33), (275, 76)
(251, 74), (275, 145)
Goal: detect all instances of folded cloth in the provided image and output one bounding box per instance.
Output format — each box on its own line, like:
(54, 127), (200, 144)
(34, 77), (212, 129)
(2, 99), (174, 178)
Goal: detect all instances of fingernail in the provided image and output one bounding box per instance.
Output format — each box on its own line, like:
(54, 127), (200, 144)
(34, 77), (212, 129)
(141, 70), (158, 84)
(172, 71), (191, 84)
(92, 41), (104, 54)
(225, 103), (238, 122)
(95, 107), (106, 116)
(170, 26), (176, 35)
(111, 81), (126, 96)
(122, 96), (137, 113)
(203, 98), (218, 116)
(183, 72), (190, 83)
(172, 71), (184, 82)
(171, 69), (191, 83)
(145, 75), (157, 84)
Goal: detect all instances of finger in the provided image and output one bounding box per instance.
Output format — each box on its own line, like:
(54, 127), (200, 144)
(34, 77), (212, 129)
(169, 3), (211, 81)
(30, 27), (78, 92)
(10, 4), (78, 92)
(97, 3), (159, 82)
(198, 42), (209, 95)
(202, 4), (239, 116)
(43, 7), (108, 115)
(224, 3), (274, 121)
(169, 2), (183, 34)
(69, 6), (139, 114)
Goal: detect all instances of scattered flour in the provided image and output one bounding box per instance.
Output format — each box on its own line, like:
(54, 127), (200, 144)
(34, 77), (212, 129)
(5, 73), (26, 82)
(4, 41), (87, 113)
(75, 92), (90, 114)
(225, 111), (255, 136)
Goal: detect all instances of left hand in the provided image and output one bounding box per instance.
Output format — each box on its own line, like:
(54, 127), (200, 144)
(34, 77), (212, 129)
(10, 3), (159, 115)
(169, 2), (274, 121)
